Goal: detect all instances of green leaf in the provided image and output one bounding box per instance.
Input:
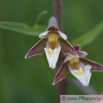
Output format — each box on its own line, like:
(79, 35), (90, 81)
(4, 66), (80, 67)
(0, 11), (48, 36)
(0, 22), (47, 36)
(71, 21), (103, 47)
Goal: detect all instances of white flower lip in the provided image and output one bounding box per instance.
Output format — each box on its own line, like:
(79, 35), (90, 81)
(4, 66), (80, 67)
(44, 46), (61, 69)
(69, 65), (92, 86)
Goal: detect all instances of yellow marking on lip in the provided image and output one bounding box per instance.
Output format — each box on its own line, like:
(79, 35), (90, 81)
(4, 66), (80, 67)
(70, 57), (79, 64)
(48, 34), (58, 42)
(75, 69), (84, 75)
(48, 50), (53, 55)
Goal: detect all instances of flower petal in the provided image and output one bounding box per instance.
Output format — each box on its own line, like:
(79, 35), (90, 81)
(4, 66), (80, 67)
(56, 51), (66, 69)
(39, 31), (49, 38)
(25, 38), (47, 59)
(57, 31), (67, 40)
(69, 64), (92, 86)
(52, 61), (69, 85)
(74, 44), (81, 51)
(77, 51), (88, 58)
(74, 44), (88, 57)
(47, 26), (59, 31)
(59, 38), (79, 57)
(44, 46), (61, 69)
(80, 58), (103, 71)
(48, 17), (58, 28)
(64, 54), (74, 62)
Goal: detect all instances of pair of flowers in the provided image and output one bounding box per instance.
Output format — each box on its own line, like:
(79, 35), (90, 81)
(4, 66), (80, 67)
(25, 17), (103, 86)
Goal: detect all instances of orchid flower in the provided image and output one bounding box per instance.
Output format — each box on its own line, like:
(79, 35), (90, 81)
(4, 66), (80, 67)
(53, 44), (103, 86)
(25, 17), (78, 69)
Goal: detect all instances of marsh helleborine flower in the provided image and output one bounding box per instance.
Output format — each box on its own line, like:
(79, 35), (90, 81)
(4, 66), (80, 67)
(53, 44), (103, 86)
(25, 17), (78, 69)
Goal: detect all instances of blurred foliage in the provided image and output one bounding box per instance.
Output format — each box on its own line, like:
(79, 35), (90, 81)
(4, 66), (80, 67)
(0, 0), (103, 103)
(71, 21), (103, 47)
(0, 22), (47, 36)
(0, 10), (47, 36)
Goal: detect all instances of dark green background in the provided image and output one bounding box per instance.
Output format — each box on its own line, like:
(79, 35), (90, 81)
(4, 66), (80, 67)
(0, 0), (103, 103)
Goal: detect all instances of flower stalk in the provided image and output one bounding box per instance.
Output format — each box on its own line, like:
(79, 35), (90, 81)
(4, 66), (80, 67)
(53, 0), (67, 99)
(53, 0), (63, 31)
